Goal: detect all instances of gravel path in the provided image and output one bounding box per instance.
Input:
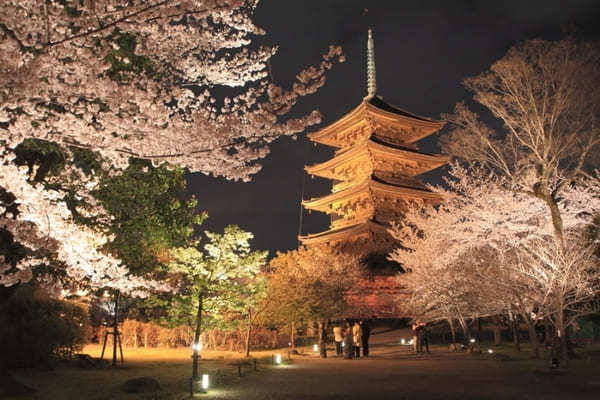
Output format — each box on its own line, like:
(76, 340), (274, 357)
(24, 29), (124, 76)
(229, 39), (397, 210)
(203, 328), (598, 400)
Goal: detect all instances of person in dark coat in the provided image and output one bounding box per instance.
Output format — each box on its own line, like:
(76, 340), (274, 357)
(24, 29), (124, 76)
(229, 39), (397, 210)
(361, 319), (371, 357)
(343, 321), (353, 359)
(419, 322), (429, 353)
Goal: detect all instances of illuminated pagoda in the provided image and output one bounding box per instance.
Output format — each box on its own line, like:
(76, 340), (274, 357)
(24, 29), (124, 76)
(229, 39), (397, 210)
(299, 29), (449, 260)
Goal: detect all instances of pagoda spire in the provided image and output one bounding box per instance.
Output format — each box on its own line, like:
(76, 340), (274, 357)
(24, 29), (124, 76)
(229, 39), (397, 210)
(366, 28), (376, 99)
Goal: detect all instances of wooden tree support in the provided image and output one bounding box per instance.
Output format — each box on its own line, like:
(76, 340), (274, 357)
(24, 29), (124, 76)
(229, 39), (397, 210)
(99, 330), (124, 367)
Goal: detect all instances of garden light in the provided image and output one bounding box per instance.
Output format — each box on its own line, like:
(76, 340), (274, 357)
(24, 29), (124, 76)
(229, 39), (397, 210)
(470, 338), (476, 343)
(201, 374), (209, 391)
(313, 344), (318, 352)
(400, 338), (406, 345)
(275, 354), (282, 364)
(488, 349), (493, 354)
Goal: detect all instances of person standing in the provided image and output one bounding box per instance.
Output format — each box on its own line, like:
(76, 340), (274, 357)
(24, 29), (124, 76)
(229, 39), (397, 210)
(353, 321), (362, 358)
(343, 321), (353, 359)
(361, 320), (371, 357)
(333, 323), (343, 357)
(412, 322), (420, 353)
(420, 322), (430, 353)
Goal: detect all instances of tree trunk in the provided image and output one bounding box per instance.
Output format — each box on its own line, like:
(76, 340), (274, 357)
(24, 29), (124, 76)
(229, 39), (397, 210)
(192, 293), (203, 380)
(245, 314), (252, 358)
(557, 309), (569, 367)
(112, 291), (120, 367)
(510, 315), (521, 352)
(491, 315), (502, 346)
(447, 319), (457, 351)
(525, 319), (539, 359)
(457, 316), (470, 345)
(290, 321), (296, 350)
(544, 321), (553, 346)
(544, 194), (565, 244)
(317, 320), (328, 358)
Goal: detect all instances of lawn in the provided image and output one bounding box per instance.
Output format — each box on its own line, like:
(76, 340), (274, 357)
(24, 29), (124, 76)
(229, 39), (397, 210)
(6, 328), (600, 400)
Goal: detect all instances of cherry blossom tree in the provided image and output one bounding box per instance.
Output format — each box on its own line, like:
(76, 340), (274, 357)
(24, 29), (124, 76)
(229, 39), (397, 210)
(0, 150), (166, 295)
(389, 164), (600, 359)
(0, 0), (343, 179)
(514, 235), (600, 362)
(436, 39), (600, 360)
(0, 1), (343, 291)
(441, 39), (600, 242)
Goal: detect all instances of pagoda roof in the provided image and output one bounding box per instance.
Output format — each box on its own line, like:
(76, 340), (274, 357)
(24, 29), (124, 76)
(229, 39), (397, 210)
(302, 177), (443, 213)
(298, 219), (388, 246)
(367, 96), (434, 121)
(308, 96), (445, 148)
(305, 137), (450, 179)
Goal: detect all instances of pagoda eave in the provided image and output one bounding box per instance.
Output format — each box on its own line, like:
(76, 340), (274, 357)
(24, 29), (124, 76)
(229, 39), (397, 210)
(302, 178), (443, 213)
(305, 138), (450, 179)
(308, 98), (445, 148)
(298, 220), (388, 246)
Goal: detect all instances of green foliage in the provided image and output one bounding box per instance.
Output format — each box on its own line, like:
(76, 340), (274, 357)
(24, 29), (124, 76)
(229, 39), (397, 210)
(13, 139), (66, 182)
(263, 247), (360, 328)
(162, 225), (267, 333)
(94, 159), (205, 276)
(0, 286), (90, 368)
(105, 30), (156, 83)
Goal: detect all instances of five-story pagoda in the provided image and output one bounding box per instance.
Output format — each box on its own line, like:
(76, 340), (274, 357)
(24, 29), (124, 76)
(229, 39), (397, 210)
(299, 29), (449, 261)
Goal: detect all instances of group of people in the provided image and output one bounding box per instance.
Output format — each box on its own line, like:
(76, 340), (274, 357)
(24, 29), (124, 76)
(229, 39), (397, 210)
(411, 321), (429, 353)
(332, 320), (371, 359)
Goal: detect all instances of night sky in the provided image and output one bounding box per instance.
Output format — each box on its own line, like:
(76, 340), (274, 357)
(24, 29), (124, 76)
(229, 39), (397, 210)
(187, 0), (600, 257)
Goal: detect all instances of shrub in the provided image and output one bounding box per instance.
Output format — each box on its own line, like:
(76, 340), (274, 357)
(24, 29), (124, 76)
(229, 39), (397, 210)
(0, 285), (90, 368)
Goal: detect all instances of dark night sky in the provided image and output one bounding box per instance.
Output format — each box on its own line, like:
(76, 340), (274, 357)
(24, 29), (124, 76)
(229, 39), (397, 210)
(186, 0), (600, 257)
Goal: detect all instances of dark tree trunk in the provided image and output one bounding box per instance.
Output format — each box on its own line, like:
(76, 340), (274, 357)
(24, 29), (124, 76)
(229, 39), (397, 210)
(245, 311), (252, 358)
(458, 317), (470, 345)
(557, 309), (569, 367)
(112, 291), (120, 367)
(545, 194), (565, 244)
(525, 319), (539, 359)
(317, 320), (329, 358)
(492, 315), (502, 346)
(447, 319), (457, 351)
(192, 293), (203, 380)
(510, 315), (521, 352)
(290, 321), (295, 350)
(544, 321), (553, 346)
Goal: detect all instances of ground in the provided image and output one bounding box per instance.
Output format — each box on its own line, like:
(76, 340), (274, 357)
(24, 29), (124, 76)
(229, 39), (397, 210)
(7, 327), (600, 400)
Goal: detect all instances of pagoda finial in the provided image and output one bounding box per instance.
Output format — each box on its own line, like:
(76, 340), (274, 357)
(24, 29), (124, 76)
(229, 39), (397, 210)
(366, 28), (376, 99)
